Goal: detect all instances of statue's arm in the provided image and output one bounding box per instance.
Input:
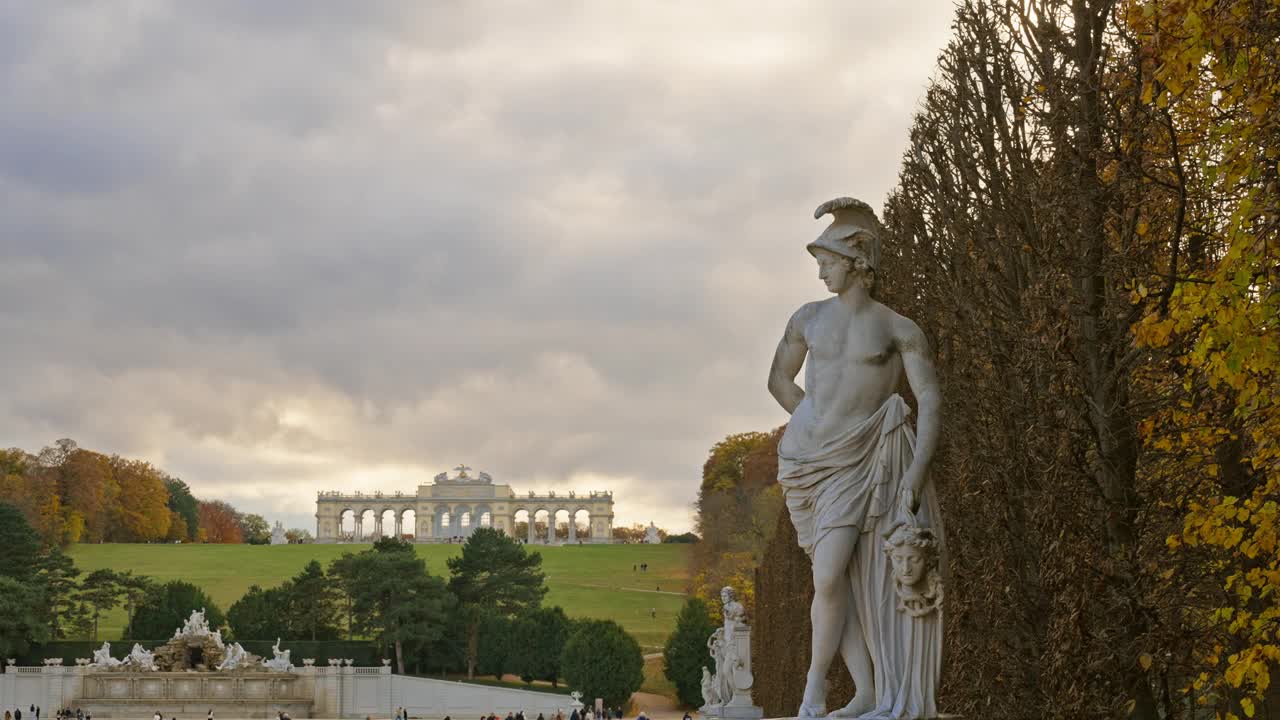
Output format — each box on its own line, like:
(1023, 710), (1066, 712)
(896, 315), (941, 501)
(767, 305), (810, 414)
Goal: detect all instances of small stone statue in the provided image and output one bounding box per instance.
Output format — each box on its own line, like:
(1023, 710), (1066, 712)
(217, 642), (250, 671)
(262, 637), (293, 671)
(644, 522), (661, 544)
(884, 521), (944, 618)
(720, 586), (745, 626)
(181, 609), (211, 637)
(701, 585), (762, 719)
(90, 642), (122, 669)
(125, 643), (156, 671)
(700, 666), (720, 707)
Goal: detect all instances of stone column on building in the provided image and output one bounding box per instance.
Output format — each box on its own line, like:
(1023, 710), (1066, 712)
(527, 513), (536, 544)
(568, 515), (577, 543)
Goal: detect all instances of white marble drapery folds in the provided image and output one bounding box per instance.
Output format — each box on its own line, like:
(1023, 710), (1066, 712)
(778, 393), (946, 720)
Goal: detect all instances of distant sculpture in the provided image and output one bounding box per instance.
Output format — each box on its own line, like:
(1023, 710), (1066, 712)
(701, 666), (720, 706)
(644, 522), (661, 544)
(125, 643), (156, 671)
(705, 628), (736, 709)
(180, 608), (212, 637)
(768, 197), (946, 718)
(217, 642), (250, 670)
(720, 586), (745, 627)
(262, 638), (293, 671)
(701, 586), (761, 719)
(90, 642), (122, 669)
(271, 520), (287, 545)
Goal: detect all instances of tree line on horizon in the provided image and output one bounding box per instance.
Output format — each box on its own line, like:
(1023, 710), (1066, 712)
(0, 438), (311, 546)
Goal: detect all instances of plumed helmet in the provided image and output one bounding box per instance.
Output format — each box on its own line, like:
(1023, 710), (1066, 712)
(807, 197), (881, 269)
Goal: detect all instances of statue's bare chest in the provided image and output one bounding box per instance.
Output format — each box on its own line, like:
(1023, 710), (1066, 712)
(805, 307), (896, 367)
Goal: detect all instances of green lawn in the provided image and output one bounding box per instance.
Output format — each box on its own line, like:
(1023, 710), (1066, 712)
(68, 542), (690, 650)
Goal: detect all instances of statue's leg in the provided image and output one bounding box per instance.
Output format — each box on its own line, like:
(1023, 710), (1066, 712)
(828, 563), (875, 718)
(800, 526), (859, 717)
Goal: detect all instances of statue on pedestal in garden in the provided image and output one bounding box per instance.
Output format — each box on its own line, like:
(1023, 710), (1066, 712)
(768, 197), (946, 719)
(701, 586), (763, 720)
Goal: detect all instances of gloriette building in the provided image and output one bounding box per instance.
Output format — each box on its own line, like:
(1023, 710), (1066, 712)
(314, 465), (615, 543)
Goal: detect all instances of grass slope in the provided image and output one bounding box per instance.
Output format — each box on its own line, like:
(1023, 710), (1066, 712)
(69, 543), (690, 650)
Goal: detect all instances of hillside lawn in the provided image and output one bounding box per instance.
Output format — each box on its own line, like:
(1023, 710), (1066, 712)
(69, 542), (690, 650)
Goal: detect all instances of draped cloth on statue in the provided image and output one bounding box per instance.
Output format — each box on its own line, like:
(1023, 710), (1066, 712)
(778, 393), (945, 720)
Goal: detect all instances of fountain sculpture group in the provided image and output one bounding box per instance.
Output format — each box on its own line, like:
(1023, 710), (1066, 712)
(86, 610), (291, 674)
(72, 609), (311, 719)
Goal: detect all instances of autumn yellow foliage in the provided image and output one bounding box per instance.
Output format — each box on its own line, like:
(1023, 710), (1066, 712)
(1128, 0), (1279, 714)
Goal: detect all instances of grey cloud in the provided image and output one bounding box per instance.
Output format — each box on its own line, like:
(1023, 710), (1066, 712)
(0, 2), (956, 530)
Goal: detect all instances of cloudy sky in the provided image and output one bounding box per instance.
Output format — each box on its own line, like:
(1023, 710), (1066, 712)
(0, 2), (956, 534)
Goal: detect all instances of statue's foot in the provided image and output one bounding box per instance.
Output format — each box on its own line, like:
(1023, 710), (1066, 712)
(799, 672), (826, 717)
(797, 701), (827, 718)
(826, 693), (874, 718)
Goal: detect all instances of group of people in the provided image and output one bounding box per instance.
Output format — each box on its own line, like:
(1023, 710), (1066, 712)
(7, 707), (88, 720)
(433, 708), (643, 720)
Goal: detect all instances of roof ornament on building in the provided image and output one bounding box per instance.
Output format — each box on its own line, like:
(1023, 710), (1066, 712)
(434, 464), (494, 484)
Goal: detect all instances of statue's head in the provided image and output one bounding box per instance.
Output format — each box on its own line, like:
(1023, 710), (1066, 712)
(720, 586), (736, 603)
(883, 523), (939, 589)
(808, 197), (880, 294)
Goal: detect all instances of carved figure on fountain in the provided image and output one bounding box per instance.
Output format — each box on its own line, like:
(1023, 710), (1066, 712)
(124, 643), (157, 671)
(216, 642), (262, 671)
(89, 642), (122, 669)
(262, 637), (293, 672)
(152, 609), (228, 671)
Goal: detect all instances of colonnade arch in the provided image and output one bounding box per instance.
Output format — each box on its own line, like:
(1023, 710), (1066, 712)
(314, 469), (614, 544)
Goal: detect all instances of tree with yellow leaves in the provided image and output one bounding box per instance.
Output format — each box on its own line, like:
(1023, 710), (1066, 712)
(1126, 0), (1280, 716)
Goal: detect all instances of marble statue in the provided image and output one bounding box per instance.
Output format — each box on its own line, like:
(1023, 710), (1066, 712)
(720, 586), (745, 627)
(90, 642), (122, 669)
(701, 586), (762, 720)
(701, 666), (719, 706)
(217, 642), (250, 670)
(270, 520), (287, 545)
(884, 522), (944, 618)
(262, 637), (293, 671)
(644, 522), (661, 544)
(181, 608), (211, 637)
(125, 643), (156, 670)
(768, 197), (946, 719)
